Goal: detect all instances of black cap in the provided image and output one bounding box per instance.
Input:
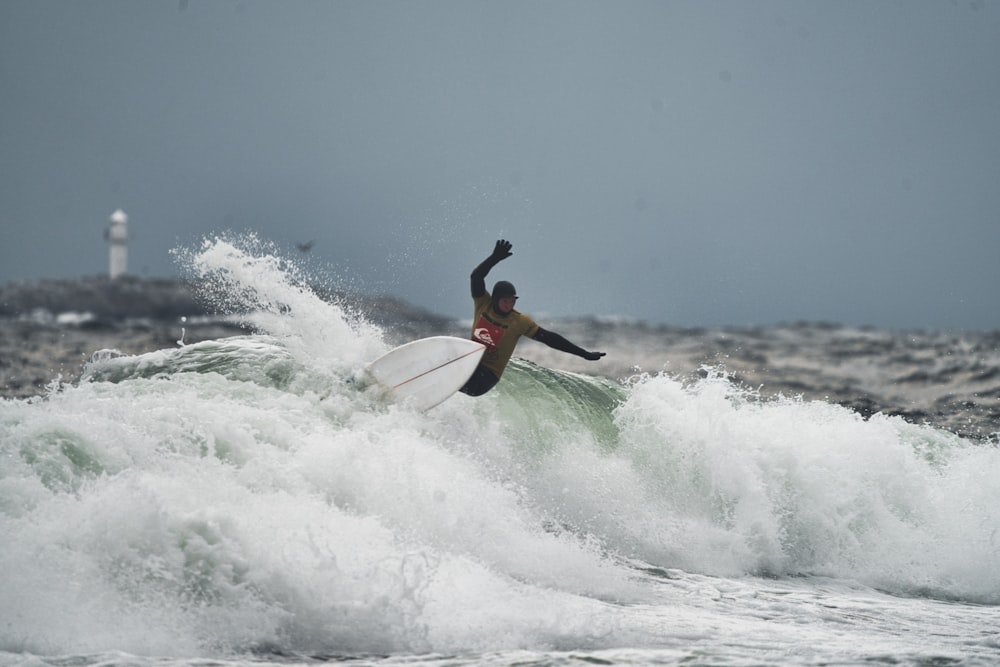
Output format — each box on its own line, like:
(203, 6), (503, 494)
(492, 280), (517, 300)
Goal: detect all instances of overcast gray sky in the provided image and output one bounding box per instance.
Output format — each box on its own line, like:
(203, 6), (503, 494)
(1, 0), (998, 330)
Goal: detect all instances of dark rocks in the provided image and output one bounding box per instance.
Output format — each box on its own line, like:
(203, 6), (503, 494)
(0, 275), (204, 320)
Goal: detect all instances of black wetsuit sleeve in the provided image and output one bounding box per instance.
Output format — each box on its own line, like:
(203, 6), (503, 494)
(532, 327), (606, 361)
(470, 240), (512, 298)
(470, 256), (498, 298)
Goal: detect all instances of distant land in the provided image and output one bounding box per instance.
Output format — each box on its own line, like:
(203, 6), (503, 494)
(0, 275), (454, 330)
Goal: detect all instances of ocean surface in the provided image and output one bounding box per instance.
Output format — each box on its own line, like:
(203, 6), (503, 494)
(2, 238), (1000, 667)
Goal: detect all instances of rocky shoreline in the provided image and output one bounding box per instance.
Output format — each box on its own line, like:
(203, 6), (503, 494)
(2, 276), (998, 441)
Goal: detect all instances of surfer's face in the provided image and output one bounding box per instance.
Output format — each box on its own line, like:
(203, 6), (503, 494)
(497, 295), (517, 314)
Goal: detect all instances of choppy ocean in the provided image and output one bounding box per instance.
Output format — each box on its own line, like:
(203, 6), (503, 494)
(2, 238), (999, 666)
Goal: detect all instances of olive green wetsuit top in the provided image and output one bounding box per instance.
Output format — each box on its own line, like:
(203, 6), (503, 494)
(470, 291), (539, 379)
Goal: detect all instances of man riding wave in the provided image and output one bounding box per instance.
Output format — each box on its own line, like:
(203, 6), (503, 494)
(460, 239), (606, 396)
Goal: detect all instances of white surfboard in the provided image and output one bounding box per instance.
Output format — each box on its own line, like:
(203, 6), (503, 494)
(367, 336), (486, 411)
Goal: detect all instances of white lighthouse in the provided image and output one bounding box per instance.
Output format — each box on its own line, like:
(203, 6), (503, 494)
(106, 209), (128, 279)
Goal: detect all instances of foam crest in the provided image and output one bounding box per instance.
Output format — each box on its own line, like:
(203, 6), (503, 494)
(175, 234), (387, 372)
(604, 370), (1000, 601)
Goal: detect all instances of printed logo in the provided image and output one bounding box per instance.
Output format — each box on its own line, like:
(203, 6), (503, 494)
(474, 328), (495, 348)
(472, 317), (505, 351)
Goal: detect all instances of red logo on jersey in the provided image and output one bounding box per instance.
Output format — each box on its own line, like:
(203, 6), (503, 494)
(472, 317), (505, 351)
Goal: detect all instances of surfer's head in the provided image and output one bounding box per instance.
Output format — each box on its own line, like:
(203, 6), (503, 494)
(492, 280), (518, 314)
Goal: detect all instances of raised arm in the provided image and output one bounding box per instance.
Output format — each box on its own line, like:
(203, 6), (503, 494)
(470, 239), (513, 298)
(532, 327), (606, 361)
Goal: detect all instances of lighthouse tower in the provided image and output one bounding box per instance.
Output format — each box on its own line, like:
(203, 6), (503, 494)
(106, 209), (128, 279)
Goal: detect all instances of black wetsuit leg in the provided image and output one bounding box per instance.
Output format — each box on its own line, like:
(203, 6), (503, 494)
(459, 364), (500, 396)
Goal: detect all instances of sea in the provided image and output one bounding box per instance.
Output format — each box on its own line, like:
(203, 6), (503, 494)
(2, 237), (999, 667)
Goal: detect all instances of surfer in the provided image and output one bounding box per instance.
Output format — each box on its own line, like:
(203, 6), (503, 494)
(459, 239), (606, 396)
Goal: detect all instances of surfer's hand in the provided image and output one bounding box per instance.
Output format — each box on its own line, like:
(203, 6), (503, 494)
(583, 351), (606, 361)
(491, 239), (513, 261)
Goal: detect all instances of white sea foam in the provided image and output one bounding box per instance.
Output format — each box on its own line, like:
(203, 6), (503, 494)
(2, 236), (998, 664)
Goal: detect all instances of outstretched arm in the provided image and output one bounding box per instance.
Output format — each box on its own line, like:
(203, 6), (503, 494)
(470, 239), (513, 297)
(532, 327), (606, 361)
